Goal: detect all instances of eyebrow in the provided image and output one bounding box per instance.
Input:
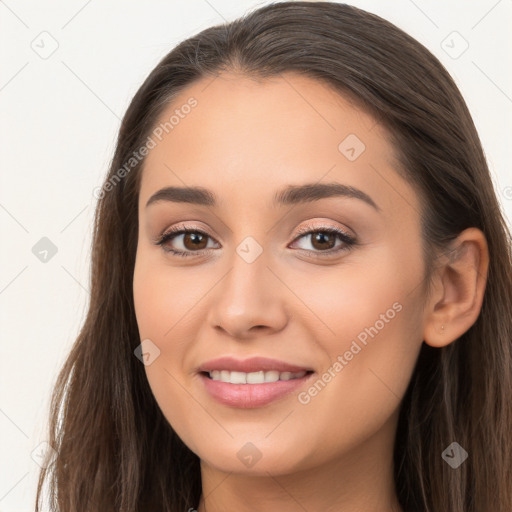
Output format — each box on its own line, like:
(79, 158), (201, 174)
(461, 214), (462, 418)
(145, 182), (380, 211)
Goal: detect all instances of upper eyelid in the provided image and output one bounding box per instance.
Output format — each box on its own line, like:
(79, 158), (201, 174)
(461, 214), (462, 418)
(159, 223), (350, 241)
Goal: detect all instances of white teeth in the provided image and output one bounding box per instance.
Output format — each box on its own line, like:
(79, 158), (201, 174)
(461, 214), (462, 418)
(230, 371), (246, 384)
(247, 371), (265, 384)
(208, 369), (308, 383)
(264, 370), (280, 382)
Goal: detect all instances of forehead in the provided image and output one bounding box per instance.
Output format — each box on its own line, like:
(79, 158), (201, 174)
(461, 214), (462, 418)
(138, 72), (419, 218)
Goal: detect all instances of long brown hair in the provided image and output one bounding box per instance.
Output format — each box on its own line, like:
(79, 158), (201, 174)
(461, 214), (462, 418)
(35, 2), (512, 510)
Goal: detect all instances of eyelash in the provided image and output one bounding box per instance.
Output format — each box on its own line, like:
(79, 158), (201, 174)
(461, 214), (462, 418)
(154, 223), (357, 259)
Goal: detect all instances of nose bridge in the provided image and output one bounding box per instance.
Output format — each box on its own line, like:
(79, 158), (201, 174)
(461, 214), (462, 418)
(207, 238), (288, 336)
(219, 241), (273, 313)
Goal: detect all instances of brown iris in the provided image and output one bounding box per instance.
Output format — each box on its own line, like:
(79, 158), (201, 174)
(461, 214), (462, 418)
(309, 231), (336, 251)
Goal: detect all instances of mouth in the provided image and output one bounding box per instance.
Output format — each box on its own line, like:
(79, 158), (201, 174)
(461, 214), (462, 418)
(196, 356), (315, 408)
(197, 365), (314, 408)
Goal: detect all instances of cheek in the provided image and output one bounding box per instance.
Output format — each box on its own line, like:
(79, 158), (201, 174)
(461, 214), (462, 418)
(133, 272), (168, 338)
(133, 254), (203, 339)
(133, 257), (208, 452)
(286, 247), (416, 346)
(292, 241), (424, 398)
(287, 252), (424, 461)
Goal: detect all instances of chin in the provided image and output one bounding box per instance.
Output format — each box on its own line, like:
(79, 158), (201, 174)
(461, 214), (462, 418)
(188, 434), (312, 476)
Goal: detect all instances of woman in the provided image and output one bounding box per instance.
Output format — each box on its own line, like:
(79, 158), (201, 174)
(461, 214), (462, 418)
(35, 2), (512, 511)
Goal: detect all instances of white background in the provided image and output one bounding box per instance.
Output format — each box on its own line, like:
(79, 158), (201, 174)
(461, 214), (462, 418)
(1, 0), (511, 509)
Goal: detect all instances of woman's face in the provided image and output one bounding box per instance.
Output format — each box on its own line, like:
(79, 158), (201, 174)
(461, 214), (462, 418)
(133, 72), (428, 475)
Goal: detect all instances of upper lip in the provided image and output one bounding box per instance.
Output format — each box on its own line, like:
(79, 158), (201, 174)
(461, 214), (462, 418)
(197, 356), (313, 373)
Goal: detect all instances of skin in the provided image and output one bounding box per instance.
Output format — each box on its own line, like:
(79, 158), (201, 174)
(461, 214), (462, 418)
(132, 72), (489, 512)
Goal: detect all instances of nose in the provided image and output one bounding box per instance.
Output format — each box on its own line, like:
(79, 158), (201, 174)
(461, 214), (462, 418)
(206, 248), (288, 340)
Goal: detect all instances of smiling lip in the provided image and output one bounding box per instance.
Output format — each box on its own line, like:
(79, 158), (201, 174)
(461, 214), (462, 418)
(197, 356), (314, 408)
(197, 356), (313, 373)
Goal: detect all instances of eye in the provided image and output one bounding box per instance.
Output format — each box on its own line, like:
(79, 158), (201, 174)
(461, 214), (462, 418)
(289, 224), (356, 257)
(154, 225), (220, 258)
(154, 223), (357, 258)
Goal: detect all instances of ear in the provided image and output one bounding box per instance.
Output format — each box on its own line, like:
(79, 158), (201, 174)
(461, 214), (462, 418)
(423, 227), (489, 348)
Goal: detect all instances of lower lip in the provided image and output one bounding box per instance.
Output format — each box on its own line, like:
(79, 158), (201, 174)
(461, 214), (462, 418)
(200, 372), (314, 408)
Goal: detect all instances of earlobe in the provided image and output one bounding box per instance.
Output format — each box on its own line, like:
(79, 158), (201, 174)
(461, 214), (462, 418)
(424, 317), (452, 348)
(422, 228), (489, 348)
